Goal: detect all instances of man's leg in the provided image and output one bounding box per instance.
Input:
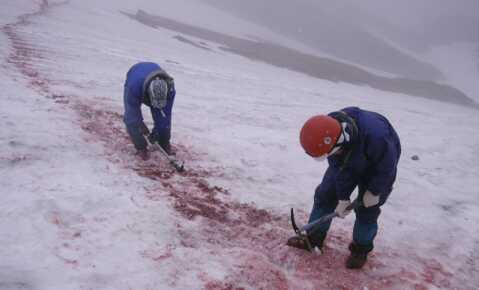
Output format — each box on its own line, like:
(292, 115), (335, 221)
(287, 185), (338, 251)
(348, 185), (389, 269)
(150, 91), (175, 154)
(151, 127), (171, 152)
(307, 185), (338, 246)
(150, 109), (172, 154)
(308, 185), (338, 232)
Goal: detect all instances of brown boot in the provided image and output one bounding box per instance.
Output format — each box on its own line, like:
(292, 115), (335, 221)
(346, 242), (373, 269)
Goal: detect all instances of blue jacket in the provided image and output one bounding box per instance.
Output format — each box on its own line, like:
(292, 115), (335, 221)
(319, 107), (401, 200)
(123, 62), (176, 150)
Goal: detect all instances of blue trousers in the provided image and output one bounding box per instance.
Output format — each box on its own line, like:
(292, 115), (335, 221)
(308, 184), (389, 247)
(123, 87), (174, 151)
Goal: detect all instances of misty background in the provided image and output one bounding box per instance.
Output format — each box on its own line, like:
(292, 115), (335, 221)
(203, 0), (479, 82)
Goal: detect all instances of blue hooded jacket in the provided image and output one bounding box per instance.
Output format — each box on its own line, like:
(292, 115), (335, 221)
(123, 62), (176, 150)
(318, 107), (401, 200)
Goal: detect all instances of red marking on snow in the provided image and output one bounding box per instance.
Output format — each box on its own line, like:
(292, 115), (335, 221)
(50, 216), (63, 227)
(61, 257), (78, 267)
(233, 253), (290, 290)
(64, 259), (78, 266)
(203, 281), (245, 290)
(2, 2), (466, 289)
(2, 5), (51, 93)
(55, 99), (70, 104)
(68, 102), (458, 289)
(144, 188), (170, 202)
(47, 211), (67, 228)
(0, 154), (34, 165)
(137, 167), (175, 181)
(2, 0), (70, 95)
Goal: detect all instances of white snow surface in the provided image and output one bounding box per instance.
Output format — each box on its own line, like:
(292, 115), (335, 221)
(1, 1), (478, 290)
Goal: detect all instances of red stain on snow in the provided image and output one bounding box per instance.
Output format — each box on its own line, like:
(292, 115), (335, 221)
(54, 253), (79, 267)
(2, 2), (466, 289)
(2, 1), (52, 93)
(0, 154), (34, 165)
(67, 79), (458, 290)
(203, 281), (245, 290)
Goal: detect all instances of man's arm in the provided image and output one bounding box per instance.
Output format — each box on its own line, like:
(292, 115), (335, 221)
(123, 86), (148, 150)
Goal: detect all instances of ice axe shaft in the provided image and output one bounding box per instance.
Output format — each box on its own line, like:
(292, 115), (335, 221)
(290, 198), (361, 235)
(153, 142), (184, 172)
(144, 134), (185, 172)
(290, 207), (314, 252)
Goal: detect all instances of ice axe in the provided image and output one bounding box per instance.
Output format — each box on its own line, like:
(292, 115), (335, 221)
(149, 141), (185, 172)
(290, 198), (362, 247)
(143, 131), (185, 172)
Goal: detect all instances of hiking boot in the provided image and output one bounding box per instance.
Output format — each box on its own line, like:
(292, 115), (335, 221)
(346, 242), (373, 269)
(286, 230), (326, 253)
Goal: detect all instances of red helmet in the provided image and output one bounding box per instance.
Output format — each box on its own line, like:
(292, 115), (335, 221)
(300, 115), (341, 157)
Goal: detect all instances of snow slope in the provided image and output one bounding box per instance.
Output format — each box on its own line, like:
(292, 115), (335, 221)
(1, 1), (478, 289)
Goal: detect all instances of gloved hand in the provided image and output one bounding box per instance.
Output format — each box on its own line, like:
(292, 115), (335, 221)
(335, 200), (352, 218)
(135, 148), (149, 161)
(139, 122), (150, 136)
(363, 190), (380, 208)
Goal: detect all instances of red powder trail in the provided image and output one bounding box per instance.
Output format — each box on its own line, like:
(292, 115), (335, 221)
(1, 1), (465, 289)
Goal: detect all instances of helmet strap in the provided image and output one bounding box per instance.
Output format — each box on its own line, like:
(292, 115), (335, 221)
(328, 111), (358, 156)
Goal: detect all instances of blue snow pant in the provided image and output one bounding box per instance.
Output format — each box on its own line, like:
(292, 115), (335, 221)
(308, 184), (390, 247)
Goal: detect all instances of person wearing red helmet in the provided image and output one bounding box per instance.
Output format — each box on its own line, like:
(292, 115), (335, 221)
(288, 107), (401, 269)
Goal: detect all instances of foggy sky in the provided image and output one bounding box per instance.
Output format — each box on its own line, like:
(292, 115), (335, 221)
(352, 0), (479, 31)
(334, 0), (479, 47)
(206, 0), (479, 48)
(204, 0), (479, 80)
